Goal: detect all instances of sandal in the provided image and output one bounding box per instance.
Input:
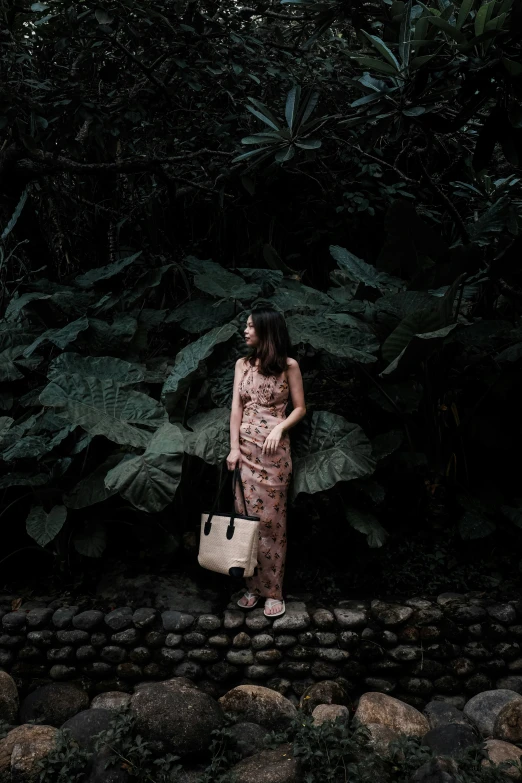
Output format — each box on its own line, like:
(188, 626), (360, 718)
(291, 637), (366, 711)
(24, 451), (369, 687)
(263, 598), (286, 618)
(237, 591), (259, 609)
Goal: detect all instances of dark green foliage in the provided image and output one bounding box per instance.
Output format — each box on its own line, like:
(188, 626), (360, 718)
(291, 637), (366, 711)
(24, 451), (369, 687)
(1, 0), (522, 589)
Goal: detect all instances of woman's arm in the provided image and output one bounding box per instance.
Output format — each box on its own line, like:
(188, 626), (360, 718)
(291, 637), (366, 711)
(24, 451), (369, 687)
(227, 358), (245, 469)
(262, 358), (306, 455)
(280, 358), (306, 433)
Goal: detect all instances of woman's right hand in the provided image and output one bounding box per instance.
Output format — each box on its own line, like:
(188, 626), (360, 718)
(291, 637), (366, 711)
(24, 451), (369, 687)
(226, 449), (241, 471)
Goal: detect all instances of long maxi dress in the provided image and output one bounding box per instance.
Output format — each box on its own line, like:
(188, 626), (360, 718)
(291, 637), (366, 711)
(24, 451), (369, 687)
(233, 359), (292, 600)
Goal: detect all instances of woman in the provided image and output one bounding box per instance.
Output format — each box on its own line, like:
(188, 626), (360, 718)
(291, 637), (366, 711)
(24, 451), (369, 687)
(226, 307), (306, 618)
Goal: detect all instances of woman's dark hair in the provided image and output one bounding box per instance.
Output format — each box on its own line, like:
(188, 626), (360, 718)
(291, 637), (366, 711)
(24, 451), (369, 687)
(245, 307), (293, 376)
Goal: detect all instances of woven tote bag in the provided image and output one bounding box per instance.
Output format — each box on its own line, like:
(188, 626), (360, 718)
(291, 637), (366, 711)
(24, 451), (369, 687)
(198, 463), (260, 578)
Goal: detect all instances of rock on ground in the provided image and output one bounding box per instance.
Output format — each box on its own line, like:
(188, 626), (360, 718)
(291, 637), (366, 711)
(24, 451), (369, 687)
(421, 724), (480, 759)
(463, 689), (522, 738)
(1, 725), (59, 781)
(423, 701), (474, 731)
(0, 671), (19, 724)
(299, 680), (350, 716)
(409, 756), (459, 782)
(90, 692), (131, 711)
(354, 692), (429, 738)
(19, 683), (90, 728)
(87, 745), (131, 782)
(494, 700), (522, 743)
(130, 680), (224, 756)
(227, 722), (269, 759)
(219, 685), (297, 731)
(361, 723), (401, 759)
(312, 705), (350, 726)
(229, 743), (300, 783)
(482, 738), (522, 780)
(61, 708), (114, 752)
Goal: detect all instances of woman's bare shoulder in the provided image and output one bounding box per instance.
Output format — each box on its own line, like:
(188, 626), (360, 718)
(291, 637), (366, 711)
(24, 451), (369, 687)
(286, 357), (299, 370)
(236, 356), (249, 369)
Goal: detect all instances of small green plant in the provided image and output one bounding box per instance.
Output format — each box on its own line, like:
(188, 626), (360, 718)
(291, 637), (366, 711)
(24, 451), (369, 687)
(36, 706), (183, 783)
(195, 723), (243, 783)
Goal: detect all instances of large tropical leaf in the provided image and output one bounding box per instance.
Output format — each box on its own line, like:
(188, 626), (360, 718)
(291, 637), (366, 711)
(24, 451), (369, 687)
(23, 317), (90, 358)
(5, 292), (52, 321)
(161, 322), (237, 411)
(125, 264), (175, 307)
(87, 315), (138, 354)
(26, 505), (67, 547)
(381, 324), (458, 377)
(237, 267), (284, 291)
(344, 506), (389, 547)
(269, 281), (332, 311)
(208, 330), (250, 408)
(40, 375), (167, 449)
(184, 407), (230, 465)
(287, 314), (379, 362)
(104, 422), (184, 512)
(75, 251), (142, 288)
(369, 381), (422, 413)
(184, 257), (261, 301)
(63, 453), (132, 509)
(166, 298), (236, 333)
(290, 411), (375, 500)
(501, 499), (522, 528)
(381, 275), (464, 363)
(73, 521), (108, 558)
(0, 416), (14, 442)
(330, 246), (403, 292)
(375, 291), (438, 326)
(47, 353), (146, 384)
(0, 472), (49, 489)
(2, 434), (53, 461)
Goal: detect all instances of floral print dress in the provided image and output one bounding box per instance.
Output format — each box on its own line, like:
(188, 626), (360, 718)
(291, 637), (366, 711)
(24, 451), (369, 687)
(233, 359), (292, 600)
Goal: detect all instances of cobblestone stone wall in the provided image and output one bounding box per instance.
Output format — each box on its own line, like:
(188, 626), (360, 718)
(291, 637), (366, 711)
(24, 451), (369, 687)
(2, 591), (522, 708)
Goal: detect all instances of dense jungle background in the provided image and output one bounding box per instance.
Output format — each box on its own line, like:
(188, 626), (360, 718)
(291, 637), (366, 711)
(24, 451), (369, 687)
(1, 0), (522, 604)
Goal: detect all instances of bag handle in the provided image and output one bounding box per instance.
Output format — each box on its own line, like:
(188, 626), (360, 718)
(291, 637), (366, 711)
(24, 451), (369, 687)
(205, 461), (248, 526)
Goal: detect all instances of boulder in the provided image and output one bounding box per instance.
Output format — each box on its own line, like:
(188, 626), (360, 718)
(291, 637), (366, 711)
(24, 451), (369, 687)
(61, 709), (114, 752)
(312, 704), (350, 726)
(482, 738), (522, 780)
(228, 743), (300, 783)
(0, 670), (19, 724)
(299, 680), (350, 716)
(90, 692), (131, 711)
(421, 724), (480, 759)
(370, 600), (413, 626)
(409, 757), (459, 782)
(362, 723), (400, 759)
(87, 745), (131, 782)
(463, 689), (522, 737)
(227, 722), (269, 759)
(19, 683), (90, 728)
(423, 701), (474, 731)
(494, 700), (522, 743)
(130, 680), (224, 756)
(1, 724), (59, 781)
(354, 693), (429, 738)
(219, 685), (297, 731)
(134, 676), (197, 693)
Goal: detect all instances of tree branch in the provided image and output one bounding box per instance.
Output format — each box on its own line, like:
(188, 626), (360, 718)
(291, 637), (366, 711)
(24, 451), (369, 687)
(10, 148), (232, 178)
(416, 152), (470, 244)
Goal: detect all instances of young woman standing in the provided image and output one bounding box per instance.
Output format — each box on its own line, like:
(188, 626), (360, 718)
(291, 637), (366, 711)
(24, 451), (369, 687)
(226, 308), (306, 618)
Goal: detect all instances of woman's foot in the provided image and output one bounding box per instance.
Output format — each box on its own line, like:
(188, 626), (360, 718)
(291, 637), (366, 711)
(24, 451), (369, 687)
(264, 598), (285, 617)
(237, 592), (259, 608)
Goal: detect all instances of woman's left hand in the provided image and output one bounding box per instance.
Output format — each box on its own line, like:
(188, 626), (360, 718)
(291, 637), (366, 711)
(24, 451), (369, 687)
(262, 425), (284, 456)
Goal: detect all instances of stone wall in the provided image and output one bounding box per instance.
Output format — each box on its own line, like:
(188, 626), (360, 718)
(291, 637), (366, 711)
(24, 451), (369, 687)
(2, 591), (522, 708)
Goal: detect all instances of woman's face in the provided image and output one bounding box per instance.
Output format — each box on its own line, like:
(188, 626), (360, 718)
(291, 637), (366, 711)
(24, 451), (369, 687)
(244, 315), (259, 347)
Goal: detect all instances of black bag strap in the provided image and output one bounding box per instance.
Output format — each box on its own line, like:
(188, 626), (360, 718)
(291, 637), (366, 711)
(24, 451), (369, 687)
(206, 461), (248, 525)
